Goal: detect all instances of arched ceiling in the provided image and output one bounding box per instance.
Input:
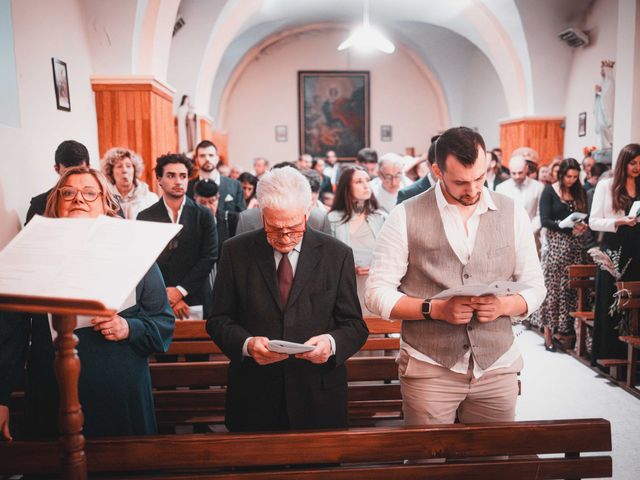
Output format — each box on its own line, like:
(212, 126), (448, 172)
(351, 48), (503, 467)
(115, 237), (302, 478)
(165, 0), (593, 123)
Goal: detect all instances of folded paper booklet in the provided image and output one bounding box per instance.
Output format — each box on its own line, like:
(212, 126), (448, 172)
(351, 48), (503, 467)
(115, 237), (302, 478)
(629, 201), (640, 218)
(431, 281), (530, 300)
(558, 212), (588, 229)
(267, 340), (316, 354)
(0, 215), (182, 312)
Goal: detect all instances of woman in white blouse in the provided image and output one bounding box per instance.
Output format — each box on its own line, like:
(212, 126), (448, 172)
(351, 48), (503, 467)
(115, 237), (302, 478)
(589, 143), (640, 364)
(328, 166), (387, 315)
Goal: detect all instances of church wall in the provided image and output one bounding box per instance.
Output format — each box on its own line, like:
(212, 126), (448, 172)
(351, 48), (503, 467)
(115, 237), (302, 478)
(562, 0), (618, 160)
(222, 29), (445, 170)
(0, 0), (99, 248)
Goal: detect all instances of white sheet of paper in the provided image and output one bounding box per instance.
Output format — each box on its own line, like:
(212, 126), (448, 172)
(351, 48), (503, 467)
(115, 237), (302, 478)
(188, 305), (203, 320)
(558, 211), (588, 229)
(0, 215), (181, 311)
(47, 288), (137, 341)
(267, 340), (316, 354)
(431, 281), (530, 300)
(629, 201), (640, 218)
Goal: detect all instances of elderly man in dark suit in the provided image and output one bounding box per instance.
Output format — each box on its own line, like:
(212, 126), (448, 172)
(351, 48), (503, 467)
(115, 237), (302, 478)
(138, 154), (217, 319)
(207, 167), (368, 432)
(186, 140), (245, 213)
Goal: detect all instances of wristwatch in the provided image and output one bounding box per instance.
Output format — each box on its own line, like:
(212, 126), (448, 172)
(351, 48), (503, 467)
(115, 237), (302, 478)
(421, 299), (432, 320)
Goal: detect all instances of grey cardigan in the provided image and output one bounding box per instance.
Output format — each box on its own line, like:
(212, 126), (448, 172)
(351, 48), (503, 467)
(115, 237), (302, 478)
(327, 210), (387, 245)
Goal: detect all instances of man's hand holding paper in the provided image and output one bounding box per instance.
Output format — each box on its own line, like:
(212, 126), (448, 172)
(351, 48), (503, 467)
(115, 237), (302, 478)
(249, 336), (289, 365)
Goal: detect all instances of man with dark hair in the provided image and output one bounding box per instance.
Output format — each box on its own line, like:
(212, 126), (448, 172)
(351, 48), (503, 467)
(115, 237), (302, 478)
(194, 179), (238, 256)
(25, 140), (90, 223)
(367, 126), (545, 427)
(186, 140), (245, 213)
(356, 147), (378, 179)
(397, 135), (439, 204)
(138, 154), (217, 320)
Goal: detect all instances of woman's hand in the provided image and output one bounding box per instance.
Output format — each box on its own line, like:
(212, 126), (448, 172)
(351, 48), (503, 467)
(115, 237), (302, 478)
(615, 216), (638, 228)
(572, 221), (588, 236)
(93, 315), (130, 341)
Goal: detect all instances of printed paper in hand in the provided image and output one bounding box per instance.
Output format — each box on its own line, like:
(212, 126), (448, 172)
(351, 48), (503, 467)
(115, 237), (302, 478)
(431, 281), (530, 300)
(558, 212), (588, 229)
(48, 288), (137, 341)
(629, 201), (640, 218)
(267, 340), (316, 354)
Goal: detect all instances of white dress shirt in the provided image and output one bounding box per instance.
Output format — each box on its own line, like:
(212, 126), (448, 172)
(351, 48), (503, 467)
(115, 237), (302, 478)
(589, 178), (627, 232)
(496, 177), (544, 231)
(365, 183), (546, 378)
(163, 196), (188, 297)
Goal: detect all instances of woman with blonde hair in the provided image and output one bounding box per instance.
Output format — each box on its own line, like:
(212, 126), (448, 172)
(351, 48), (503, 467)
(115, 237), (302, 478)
(101, 147), (157, 219)
(0, 166), (173, 439)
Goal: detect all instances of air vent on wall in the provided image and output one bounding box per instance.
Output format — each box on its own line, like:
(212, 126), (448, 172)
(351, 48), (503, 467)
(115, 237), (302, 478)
(558, 28), (589, 48)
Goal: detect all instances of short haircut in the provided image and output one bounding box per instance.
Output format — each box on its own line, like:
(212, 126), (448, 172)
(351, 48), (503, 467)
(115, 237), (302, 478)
(357, 147), (378, 164)
(300, 169), (322, 193)
(100, 147), (144, 186)
(590, 162), (609, 178)
(155, 153), (194, 178)
(194, 179), (219, 197)
(257, 166), (312, 212)
(427, 135), (440, 165)
(55, 140), (90, 167)
(434, 127), (486, 171)
(272, 161), (298, 170)
(194, 140), (217, 157)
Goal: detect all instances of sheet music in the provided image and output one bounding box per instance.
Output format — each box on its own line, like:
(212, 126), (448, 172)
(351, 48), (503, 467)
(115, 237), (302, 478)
(0, 215), (181, 311)
(431, 281), (530, 300)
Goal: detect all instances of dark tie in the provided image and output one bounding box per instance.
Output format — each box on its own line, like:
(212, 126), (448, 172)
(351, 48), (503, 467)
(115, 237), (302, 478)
(277, 253), (293, 307)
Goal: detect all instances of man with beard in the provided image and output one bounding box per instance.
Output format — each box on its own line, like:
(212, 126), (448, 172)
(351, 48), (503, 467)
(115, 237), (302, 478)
(138, 154), (217, 319)
(366, 126), (545, 427)
(187, 140), (245, 213)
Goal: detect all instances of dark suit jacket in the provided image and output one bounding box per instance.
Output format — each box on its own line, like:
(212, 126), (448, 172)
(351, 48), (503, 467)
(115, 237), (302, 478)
(137, 197), (217, 312)
(397, 176), (431, 204)
(215, 210), (239, 255)
(207, 228), (368, 432)
(320, 174), (333, 195)
(187, 176), (246, 213)
(25, 189), (52, 225)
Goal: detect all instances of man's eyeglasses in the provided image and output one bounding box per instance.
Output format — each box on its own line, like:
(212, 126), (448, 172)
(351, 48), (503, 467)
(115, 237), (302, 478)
(60, 186), (102, 203)
(263, 217), (307, 240)
(380, 173), (403, 182)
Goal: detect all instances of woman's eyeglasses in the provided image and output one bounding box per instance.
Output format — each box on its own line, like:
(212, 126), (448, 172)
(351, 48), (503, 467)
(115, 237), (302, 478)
(59, 187), (102, 203)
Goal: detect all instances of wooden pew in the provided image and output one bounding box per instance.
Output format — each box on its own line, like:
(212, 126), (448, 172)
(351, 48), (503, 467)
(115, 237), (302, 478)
(0, 419), (612, 479)
(615, 281), (640, 393)
(568, 265), (597, 359)
(152, 317), (403, 430)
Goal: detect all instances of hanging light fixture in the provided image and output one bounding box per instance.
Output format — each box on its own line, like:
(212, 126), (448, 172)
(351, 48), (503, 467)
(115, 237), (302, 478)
(338, 0), (395, 54)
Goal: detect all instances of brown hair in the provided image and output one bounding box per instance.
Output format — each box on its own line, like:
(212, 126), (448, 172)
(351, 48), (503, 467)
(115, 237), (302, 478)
(612, 144), (640, 212)
(558, 158), (587, 213)
(44, 166), (120, 218)
(330, 166), (379, 224)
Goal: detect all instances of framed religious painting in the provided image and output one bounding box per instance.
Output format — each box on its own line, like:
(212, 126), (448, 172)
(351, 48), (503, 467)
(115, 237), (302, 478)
(298, 71), (370, 161)
(51, 58), (71, 111)
(578, 112), (586, 137)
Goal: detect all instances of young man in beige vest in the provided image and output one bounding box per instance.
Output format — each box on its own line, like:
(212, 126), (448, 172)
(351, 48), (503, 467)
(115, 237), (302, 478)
(365, 126), (546, 425)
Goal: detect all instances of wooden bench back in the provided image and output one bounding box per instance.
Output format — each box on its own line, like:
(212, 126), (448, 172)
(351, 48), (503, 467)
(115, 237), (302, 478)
(0, 419), (612, 479)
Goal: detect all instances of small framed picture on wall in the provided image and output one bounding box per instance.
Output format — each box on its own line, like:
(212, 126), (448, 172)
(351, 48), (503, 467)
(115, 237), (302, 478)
(51, 58), (70, 112)
(578, 112), (586, 137)
(380, 125), (392, 142)
(275, 125), (288, 142)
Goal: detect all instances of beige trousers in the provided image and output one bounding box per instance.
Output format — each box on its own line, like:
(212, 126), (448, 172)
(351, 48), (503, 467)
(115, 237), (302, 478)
(398, 348), (521, 425)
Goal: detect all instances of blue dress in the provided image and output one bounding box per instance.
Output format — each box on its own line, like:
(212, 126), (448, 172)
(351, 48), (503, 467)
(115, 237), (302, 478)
(0, 264), (174, 438)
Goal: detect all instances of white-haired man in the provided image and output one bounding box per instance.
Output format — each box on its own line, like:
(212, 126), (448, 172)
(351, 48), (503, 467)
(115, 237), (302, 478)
(496, 155), (545, 231)
(370, 153), (412, 213)
(207, 167), (368, 432)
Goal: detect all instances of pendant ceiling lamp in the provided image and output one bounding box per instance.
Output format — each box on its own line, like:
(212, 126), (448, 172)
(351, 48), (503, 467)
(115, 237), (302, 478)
(338, 0), (395, 54)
